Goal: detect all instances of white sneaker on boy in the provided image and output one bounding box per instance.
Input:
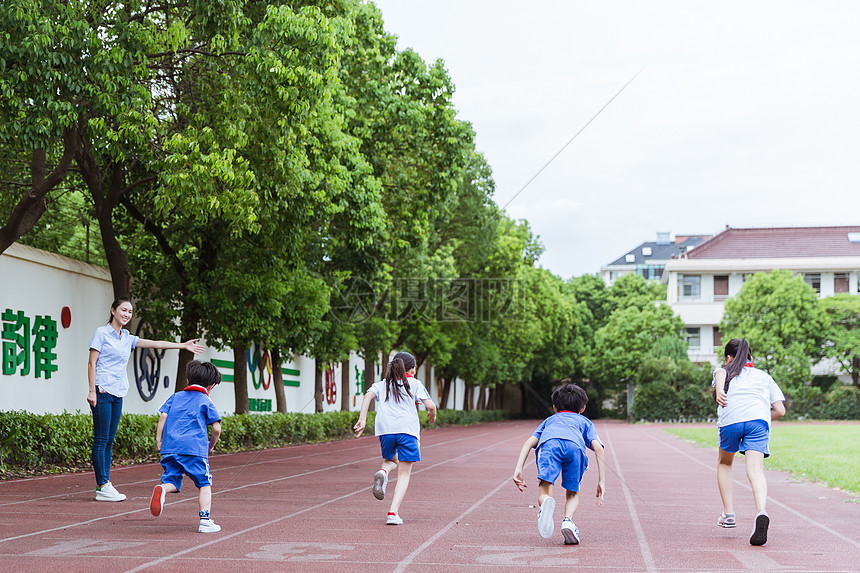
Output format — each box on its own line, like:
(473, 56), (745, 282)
(373, 469), (388, 500)
(537, 497), (555, 538)
(561, 517), (580, 545)
(150, 484), (167, 517)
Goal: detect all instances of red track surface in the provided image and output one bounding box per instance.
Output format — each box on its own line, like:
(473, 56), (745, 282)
(0, 421), (858, 572)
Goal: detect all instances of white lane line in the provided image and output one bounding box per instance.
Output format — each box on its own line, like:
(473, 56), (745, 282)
(0, 431), (492, 543)
(0, 429), (494, 508)
(654, 429), (860, 551)
(603, 424), (659, 573)
(393, 479), (510, 573)
(123, 434), (521, 572)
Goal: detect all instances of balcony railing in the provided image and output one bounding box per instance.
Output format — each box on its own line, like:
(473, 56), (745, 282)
(677, 295), (729, 303)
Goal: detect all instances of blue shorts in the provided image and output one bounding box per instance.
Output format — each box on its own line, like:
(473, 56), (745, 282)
(719, 420), (771, 457)
(379, 433), (420, 463)
(160, 454), (213, 491)
(536, 438), (586, 492)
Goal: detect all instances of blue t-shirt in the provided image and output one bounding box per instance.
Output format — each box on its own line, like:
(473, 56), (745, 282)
(532, 412), (603, 458)
(158, 388), (221, 457)
(89, 324), (139, 398)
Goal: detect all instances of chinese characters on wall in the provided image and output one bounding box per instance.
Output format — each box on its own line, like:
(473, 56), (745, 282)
(2, 309), (58, 379)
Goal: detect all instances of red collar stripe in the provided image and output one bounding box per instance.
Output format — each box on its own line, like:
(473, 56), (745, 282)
(183, 385), (209, 395)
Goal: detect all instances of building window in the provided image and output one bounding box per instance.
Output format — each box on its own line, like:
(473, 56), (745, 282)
(685, 327), (701, 350)
(804, 273), (821, 294)
(835, 273), (849, 293)
(680, 275), (701, 298)
(714, 275), (729, 301)
(713, 328), (723, 350)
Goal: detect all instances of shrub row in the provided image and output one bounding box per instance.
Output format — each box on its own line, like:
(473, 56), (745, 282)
(0, 409), (510, 476)
(632, 382), (716, 422)
(784, 385), (860, 420)
(632, 382), (860, 422)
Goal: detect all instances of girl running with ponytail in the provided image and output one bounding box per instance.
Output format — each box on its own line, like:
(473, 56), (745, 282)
(354, 351), (437, 525)
(712, 338), (786, 546)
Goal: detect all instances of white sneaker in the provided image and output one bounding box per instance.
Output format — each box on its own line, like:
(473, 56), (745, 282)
(95, 482), (126, 502)
(537, 497), (555, 538)
(561, 518), (580, 545)
(198, 518), (221, 533)
(373, 470), (388, 500)
(386, 512), (403, 525)
(150, 484), (167, 517)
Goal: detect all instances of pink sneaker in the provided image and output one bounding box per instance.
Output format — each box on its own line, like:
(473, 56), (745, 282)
(718, 513), (736, 528)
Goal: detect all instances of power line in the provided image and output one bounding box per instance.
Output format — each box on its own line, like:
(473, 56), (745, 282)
(500, 67), (646, 211)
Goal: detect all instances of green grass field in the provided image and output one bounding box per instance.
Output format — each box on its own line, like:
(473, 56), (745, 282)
(665, 423), (860, 496)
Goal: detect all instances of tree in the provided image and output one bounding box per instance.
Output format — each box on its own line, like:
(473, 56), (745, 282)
(590, 304), (686, 389)
(721, 270), (828, 391)
(0, 0), (264, 294)
(820, 294), (860, 386)
(608, 273), (664, 312)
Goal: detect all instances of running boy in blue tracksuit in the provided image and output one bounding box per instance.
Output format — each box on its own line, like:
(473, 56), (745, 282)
(150, 360), (222, 533)
(513, 383), (606, 545)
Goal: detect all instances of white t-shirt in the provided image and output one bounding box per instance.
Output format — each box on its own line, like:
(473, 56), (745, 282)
(713, 366), (785, 428)
(370, 377), (431, 439)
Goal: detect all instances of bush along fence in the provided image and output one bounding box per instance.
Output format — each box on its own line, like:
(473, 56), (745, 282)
(632, 382), (860, 423)
(0, 409), (510, 477)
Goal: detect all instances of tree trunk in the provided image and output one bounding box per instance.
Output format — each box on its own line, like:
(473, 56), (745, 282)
(80, 153), (132, 298)
(464, 385), (472, 412)
(174, 349), (193, 392)
(233, 342), (249, 414)
(314, 359), (324, 413)
(852, 355), (859, 386)
(520, 383), (528, 417)
(0, 129), (78, 254)
(364, 353), (375, 389)
(272, 347), (287, 413)
(439, 377), (451, 410)
(341, 359), (350, 411)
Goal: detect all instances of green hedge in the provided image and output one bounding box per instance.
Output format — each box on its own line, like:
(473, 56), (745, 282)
(632, 382), (860, 422)
(632, 382), (716, 422)
(0, 409), (510, 476)
(785, 385), (860, 420)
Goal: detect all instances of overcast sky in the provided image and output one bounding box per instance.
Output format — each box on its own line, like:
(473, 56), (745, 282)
(372, 0), (860, 278)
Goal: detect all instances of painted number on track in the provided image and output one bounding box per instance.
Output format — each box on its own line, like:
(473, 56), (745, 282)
(475, 546), (579, 566)
(246, 542), (355, 562)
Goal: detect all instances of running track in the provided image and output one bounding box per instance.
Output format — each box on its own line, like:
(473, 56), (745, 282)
(0, 421), (857, 572)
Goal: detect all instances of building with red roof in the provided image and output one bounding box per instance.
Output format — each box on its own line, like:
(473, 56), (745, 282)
(662, 225), (860, 365)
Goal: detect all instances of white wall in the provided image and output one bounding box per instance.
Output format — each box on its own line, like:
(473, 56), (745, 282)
(1, 244), (461, 415)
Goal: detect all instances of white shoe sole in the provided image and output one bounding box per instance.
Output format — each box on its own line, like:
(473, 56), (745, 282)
(537, 497), (555, 538)
(198, 525), (222, 533)
(562, 525), (580, 545)
(373, 471), (387, 500)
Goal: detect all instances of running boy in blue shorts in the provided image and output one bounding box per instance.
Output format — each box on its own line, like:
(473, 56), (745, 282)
(150, 360), (222, 533)
(513, 383), (605, 545)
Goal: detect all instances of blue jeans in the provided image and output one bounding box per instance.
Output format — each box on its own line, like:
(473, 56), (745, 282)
(91, 390), (123, 486)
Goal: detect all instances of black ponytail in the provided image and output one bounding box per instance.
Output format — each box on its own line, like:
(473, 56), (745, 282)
(383, 351), (416, 403)
(722, 338), (751, 393)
